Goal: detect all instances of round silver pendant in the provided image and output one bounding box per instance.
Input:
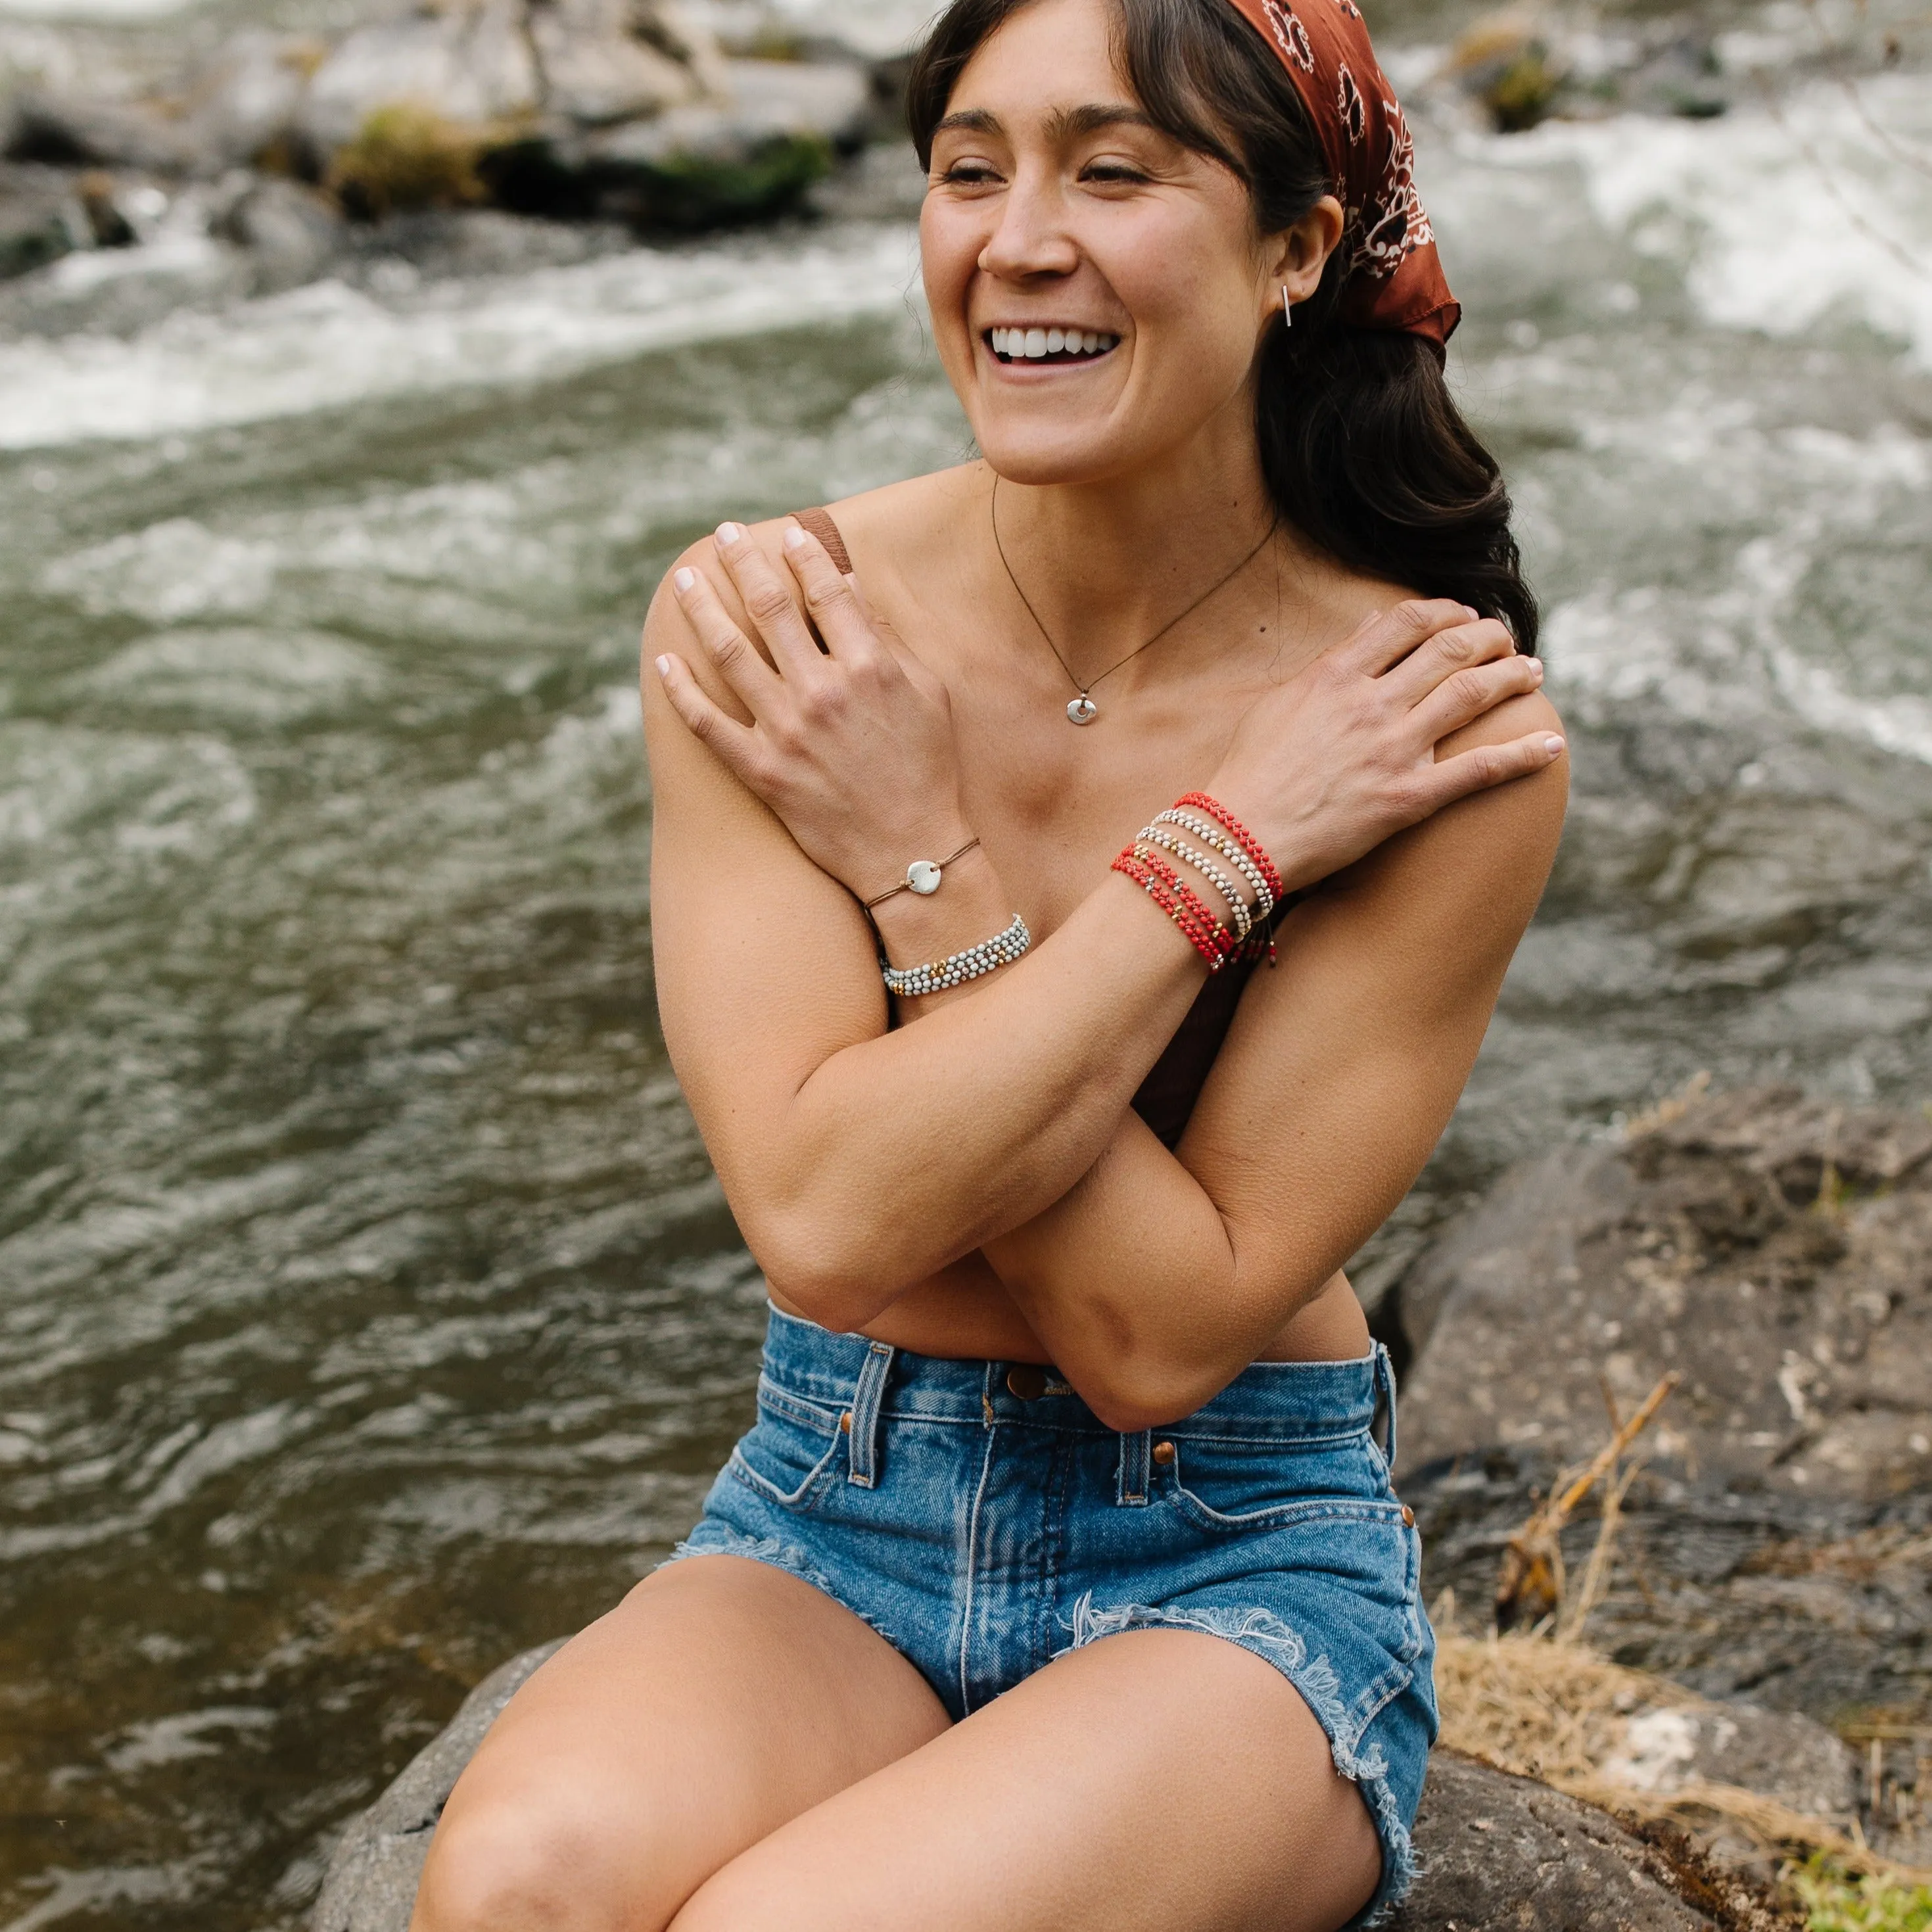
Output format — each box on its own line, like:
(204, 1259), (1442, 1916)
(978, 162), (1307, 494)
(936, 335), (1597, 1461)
(1066, 694), (1099, 726)
(907, 859), (943, 895)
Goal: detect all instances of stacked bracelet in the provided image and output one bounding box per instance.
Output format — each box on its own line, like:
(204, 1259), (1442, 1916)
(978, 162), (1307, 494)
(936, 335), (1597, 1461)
(882, 914), (1031, 998)
(1114, 847), (1239, 971)
(1175, 792), (1285, 903)
(1112, 792), (1286, 972)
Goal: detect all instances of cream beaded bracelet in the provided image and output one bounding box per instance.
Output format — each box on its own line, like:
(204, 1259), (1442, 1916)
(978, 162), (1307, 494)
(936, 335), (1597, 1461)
(1133, 825), (1254, 939)
(882, 914), (1031, 998)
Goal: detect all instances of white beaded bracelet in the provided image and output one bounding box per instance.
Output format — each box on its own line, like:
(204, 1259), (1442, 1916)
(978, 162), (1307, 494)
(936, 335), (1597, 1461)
(882, 914), (1031, 999)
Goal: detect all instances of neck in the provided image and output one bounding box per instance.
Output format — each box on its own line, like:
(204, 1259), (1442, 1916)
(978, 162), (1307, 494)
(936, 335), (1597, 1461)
(984, 410), (1284, 668)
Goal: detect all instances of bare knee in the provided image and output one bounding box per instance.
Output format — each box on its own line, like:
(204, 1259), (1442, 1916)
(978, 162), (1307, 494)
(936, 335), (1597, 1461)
(411, 1782), (667, 1932)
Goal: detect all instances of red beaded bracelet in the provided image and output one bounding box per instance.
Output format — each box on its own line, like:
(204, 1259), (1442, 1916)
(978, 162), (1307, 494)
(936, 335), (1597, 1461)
(1112, 847), (1235, 971)
(1175, 792), (1285, 903)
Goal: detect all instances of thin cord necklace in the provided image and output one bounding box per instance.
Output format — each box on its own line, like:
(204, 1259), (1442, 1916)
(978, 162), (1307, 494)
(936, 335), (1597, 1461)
(990, 474), (1278, 726)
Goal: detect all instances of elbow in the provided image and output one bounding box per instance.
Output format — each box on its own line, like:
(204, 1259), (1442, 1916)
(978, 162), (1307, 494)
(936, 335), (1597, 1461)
(1066, 1346), (1224, 1436)
(743, 1206), (903, 1335)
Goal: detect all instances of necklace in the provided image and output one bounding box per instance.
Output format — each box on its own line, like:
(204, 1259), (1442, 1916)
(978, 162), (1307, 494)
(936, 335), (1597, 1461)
(990, 475), (1278, 726)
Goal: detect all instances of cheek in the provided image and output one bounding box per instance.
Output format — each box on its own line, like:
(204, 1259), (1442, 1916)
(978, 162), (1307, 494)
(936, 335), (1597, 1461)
(918, 202), (979, 341)
(1105, 221), (1263, 379)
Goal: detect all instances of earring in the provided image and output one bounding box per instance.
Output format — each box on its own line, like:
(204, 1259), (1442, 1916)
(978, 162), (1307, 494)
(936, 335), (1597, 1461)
(1281, 285), (1293, 328)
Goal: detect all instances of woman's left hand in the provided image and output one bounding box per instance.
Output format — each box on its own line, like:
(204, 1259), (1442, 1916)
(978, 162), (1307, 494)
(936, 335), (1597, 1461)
(653, 519), (972, 901)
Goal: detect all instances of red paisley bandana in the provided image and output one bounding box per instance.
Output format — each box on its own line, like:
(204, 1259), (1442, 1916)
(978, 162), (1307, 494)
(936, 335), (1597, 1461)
(1225, 0), (1459, 349)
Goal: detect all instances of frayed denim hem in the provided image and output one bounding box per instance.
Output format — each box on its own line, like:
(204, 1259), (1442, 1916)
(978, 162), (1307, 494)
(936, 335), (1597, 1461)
(663, 1523), (917, 1662)
(1058, 1594), (1417, 1928)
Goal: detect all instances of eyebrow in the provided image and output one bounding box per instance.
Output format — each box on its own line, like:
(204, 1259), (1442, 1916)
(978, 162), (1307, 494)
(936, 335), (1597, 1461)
(930, 103), (1164, 141)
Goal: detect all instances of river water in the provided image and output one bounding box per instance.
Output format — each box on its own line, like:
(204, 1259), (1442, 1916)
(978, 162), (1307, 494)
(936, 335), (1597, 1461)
(1, 1), (1929, 1923)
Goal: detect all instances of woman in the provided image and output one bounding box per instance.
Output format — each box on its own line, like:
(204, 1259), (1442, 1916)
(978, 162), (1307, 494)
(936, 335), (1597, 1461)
(413, 0), (1567, 1923)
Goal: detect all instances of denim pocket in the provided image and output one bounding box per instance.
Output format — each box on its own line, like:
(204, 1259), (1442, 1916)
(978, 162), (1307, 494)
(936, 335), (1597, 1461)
(726, 1386), (845, 1513)
(1163, 1434), (1399, 1534)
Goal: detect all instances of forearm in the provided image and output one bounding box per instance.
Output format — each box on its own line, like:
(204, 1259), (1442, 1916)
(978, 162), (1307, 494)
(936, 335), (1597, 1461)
(980, 1119), (1355, 1430)
(689, 864), (1210, 1327)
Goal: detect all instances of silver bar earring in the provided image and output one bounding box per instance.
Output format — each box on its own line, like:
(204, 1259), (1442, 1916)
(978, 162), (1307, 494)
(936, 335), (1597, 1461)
(1281, 285), (1293, 328)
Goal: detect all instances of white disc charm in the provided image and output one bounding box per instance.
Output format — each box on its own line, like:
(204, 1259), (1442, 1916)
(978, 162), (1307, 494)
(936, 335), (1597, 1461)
(1066, 694), (1099, 726)
(906, 859), (943, 894)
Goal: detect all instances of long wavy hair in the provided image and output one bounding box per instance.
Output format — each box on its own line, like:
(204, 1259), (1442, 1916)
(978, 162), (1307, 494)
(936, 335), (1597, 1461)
(906, 0), (1538, 651)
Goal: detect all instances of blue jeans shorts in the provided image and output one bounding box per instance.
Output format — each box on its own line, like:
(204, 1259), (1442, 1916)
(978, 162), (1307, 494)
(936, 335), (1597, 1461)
(673, 1307), (1437, 1925)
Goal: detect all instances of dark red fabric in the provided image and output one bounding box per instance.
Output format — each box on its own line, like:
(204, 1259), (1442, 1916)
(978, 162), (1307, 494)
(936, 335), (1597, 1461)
(1225, 0), (1459, 348)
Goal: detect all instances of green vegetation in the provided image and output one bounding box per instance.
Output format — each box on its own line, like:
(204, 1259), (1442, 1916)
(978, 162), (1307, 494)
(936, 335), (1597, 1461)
(1787, 1856), (1932, 1932)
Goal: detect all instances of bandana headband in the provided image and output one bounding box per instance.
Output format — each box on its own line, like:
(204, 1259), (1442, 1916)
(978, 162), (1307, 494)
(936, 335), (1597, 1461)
(1223, 0), (1459, 350)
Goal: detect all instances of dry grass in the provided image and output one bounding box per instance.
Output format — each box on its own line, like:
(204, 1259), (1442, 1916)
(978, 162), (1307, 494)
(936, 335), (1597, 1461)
(1434, 1628), (1932, 1889)
(325, 102), (493, 220)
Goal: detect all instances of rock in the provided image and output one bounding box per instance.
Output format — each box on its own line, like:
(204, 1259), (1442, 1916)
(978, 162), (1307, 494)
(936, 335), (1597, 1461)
(312, 1639), (565, 1932)
(528, 0), (717, 124)
(212, 175), (346, 291)
(1394, 1085), (1932, 1503)
(1605, 1701), (1856, 1821)
(0, 164), (85, 280)
(4, 88), (203, 174)
(300, 0), (544, 156)
(486, 59), (865, 227)
(180, 32), (323, 174)
(1386, 1753), (1795, 1931)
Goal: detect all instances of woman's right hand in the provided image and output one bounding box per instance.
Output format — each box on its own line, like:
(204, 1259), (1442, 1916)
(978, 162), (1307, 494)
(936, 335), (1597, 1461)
(1208, 599), (1563, 893)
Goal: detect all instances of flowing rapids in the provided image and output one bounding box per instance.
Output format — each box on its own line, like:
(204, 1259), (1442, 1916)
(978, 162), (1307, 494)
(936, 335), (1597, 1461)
(1, 3), (1929, 1923)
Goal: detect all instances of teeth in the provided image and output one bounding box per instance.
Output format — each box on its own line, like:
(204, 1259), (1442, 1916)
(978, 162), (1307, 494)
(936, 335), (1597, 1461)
(988, 327), (1119, 362)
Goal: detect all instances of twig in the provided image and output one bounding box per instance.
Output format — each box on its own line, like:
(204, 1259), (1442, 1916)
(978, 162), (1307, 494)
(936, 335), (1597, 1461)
(1496, 1372), (1680, 1630)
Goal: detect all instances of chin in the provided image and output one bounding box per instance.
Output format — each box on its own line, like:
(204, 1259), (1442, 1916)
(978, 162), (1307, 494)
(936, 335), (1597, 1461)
(970, 413), (1148, 489)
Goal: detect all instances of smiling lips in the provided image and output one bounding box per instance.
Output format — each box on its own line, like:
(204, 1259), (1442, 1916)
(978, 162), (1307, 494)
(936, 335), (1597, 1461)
(986, 326), (1120, 363)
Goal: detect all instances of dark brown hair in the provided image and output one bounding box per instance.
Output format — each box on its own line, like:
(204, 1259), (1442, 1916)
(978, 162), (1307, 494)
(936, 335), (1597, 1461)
(907, 0), (1538, 651)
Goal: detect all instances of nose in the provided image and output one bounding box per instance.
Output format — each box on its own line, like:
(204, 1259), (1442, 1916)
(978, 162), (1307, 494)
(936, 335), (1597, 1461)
(977, 166), (1081, 284)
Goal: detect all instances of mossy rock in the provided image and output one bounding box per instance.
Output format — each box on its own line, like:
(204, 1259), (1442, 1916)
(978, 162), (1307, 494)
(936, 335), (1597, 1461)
(600, 130), (833, 229)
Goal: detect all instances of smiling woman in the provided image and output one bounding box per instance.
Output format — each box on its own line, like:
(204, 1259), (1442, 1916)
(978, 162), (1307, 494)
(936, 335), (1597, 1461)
(406, 0), (1567, 1927)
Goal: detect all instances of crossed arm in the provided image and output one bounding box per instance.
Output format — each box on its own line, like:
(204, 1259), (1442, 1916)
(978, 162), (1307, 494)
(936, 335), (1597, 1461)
(644, 518), (1567, 1428)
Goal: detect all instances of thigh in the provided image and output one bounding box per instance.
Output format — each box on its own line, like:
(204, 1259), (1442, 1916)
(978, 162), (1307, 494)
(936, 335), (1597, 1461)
(671, 1626), (1384, 1932)
(411, 1555), (951, 1932)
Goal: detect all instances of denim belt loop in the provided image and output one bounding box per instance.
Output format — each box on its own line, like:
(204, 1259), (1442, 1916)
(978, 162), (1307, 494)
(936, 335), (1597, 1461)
(1372, 1341), (1398, 1471)
(847, 1340), (895, 1488)
(1117, 1428), (1152, 1506)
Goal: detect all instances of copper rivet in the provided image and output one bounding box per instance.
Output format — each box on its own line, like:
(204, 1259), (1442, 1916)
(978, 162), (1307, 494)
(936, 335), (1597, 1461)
(1006, 1364), (1048, 1401)
(1152, 1440), (1175, 1465)
(1401, 1504), (1415, 1527)
(839, 1411), (852, 1433)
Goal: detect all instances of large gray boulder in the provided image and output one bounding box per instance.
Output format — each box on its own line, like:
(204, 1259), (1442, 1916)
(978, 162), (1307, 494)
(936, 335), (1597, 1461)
(1384, 1753), (1792, 1931)
(1395, 1084), (1932, 1500)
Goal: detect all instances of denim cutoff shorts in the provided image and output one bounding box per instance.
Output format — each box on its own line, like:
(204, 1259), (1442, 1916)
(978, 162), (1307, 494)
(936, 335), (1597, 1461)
(672, 1306), (1438, 1925)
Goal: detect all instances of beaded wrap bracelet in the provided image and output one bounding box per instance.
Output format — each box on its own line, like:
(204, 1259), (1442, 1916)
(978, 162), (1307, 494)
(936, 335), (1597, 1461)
(1132, 825), (1252, 941)
(1175, 792), (1286, 902)
(1111, 792), (1285, 972)
(882, 914), (1031, 998)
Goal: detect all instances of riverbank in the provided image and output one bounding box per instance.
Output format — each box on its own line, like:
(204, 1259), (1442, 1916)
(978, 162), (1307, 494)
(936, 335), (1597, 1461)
(1, 0), (1927, 1923)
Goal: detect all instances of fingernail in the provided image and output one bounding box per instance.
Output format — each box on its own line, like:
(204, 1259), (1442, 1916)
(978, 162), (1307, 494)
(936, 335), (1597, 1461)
(715, 521), (743, 546)
(783, 521), (807, 550)
(1531, 658), (1545, 681)
(654, 654), (672, 678)
(1544, 735), (1566, 757)
(672, 567), (695, 592)
(1462, 605), (1479, 621)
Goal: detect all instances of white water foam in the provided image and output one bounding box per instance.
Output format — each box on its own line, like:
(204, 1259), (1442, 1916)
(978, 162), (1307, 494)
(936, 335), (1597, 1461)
(1544, 419), (1932, 766)
(0, 222), (923, 451)
(1476, 71), (1932, 364)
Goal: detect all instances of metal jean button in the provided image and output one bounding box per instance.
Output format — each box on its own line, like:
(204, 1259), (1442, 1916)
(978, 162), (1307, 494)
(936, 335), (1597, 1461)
(1005, 1364), (1048, 1401)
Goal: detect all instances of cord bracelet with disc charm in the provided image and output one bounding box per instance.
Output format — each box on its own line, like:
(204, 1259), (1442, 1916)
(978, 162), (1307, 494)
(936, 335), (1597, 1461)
(863, 837), (982, 910)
